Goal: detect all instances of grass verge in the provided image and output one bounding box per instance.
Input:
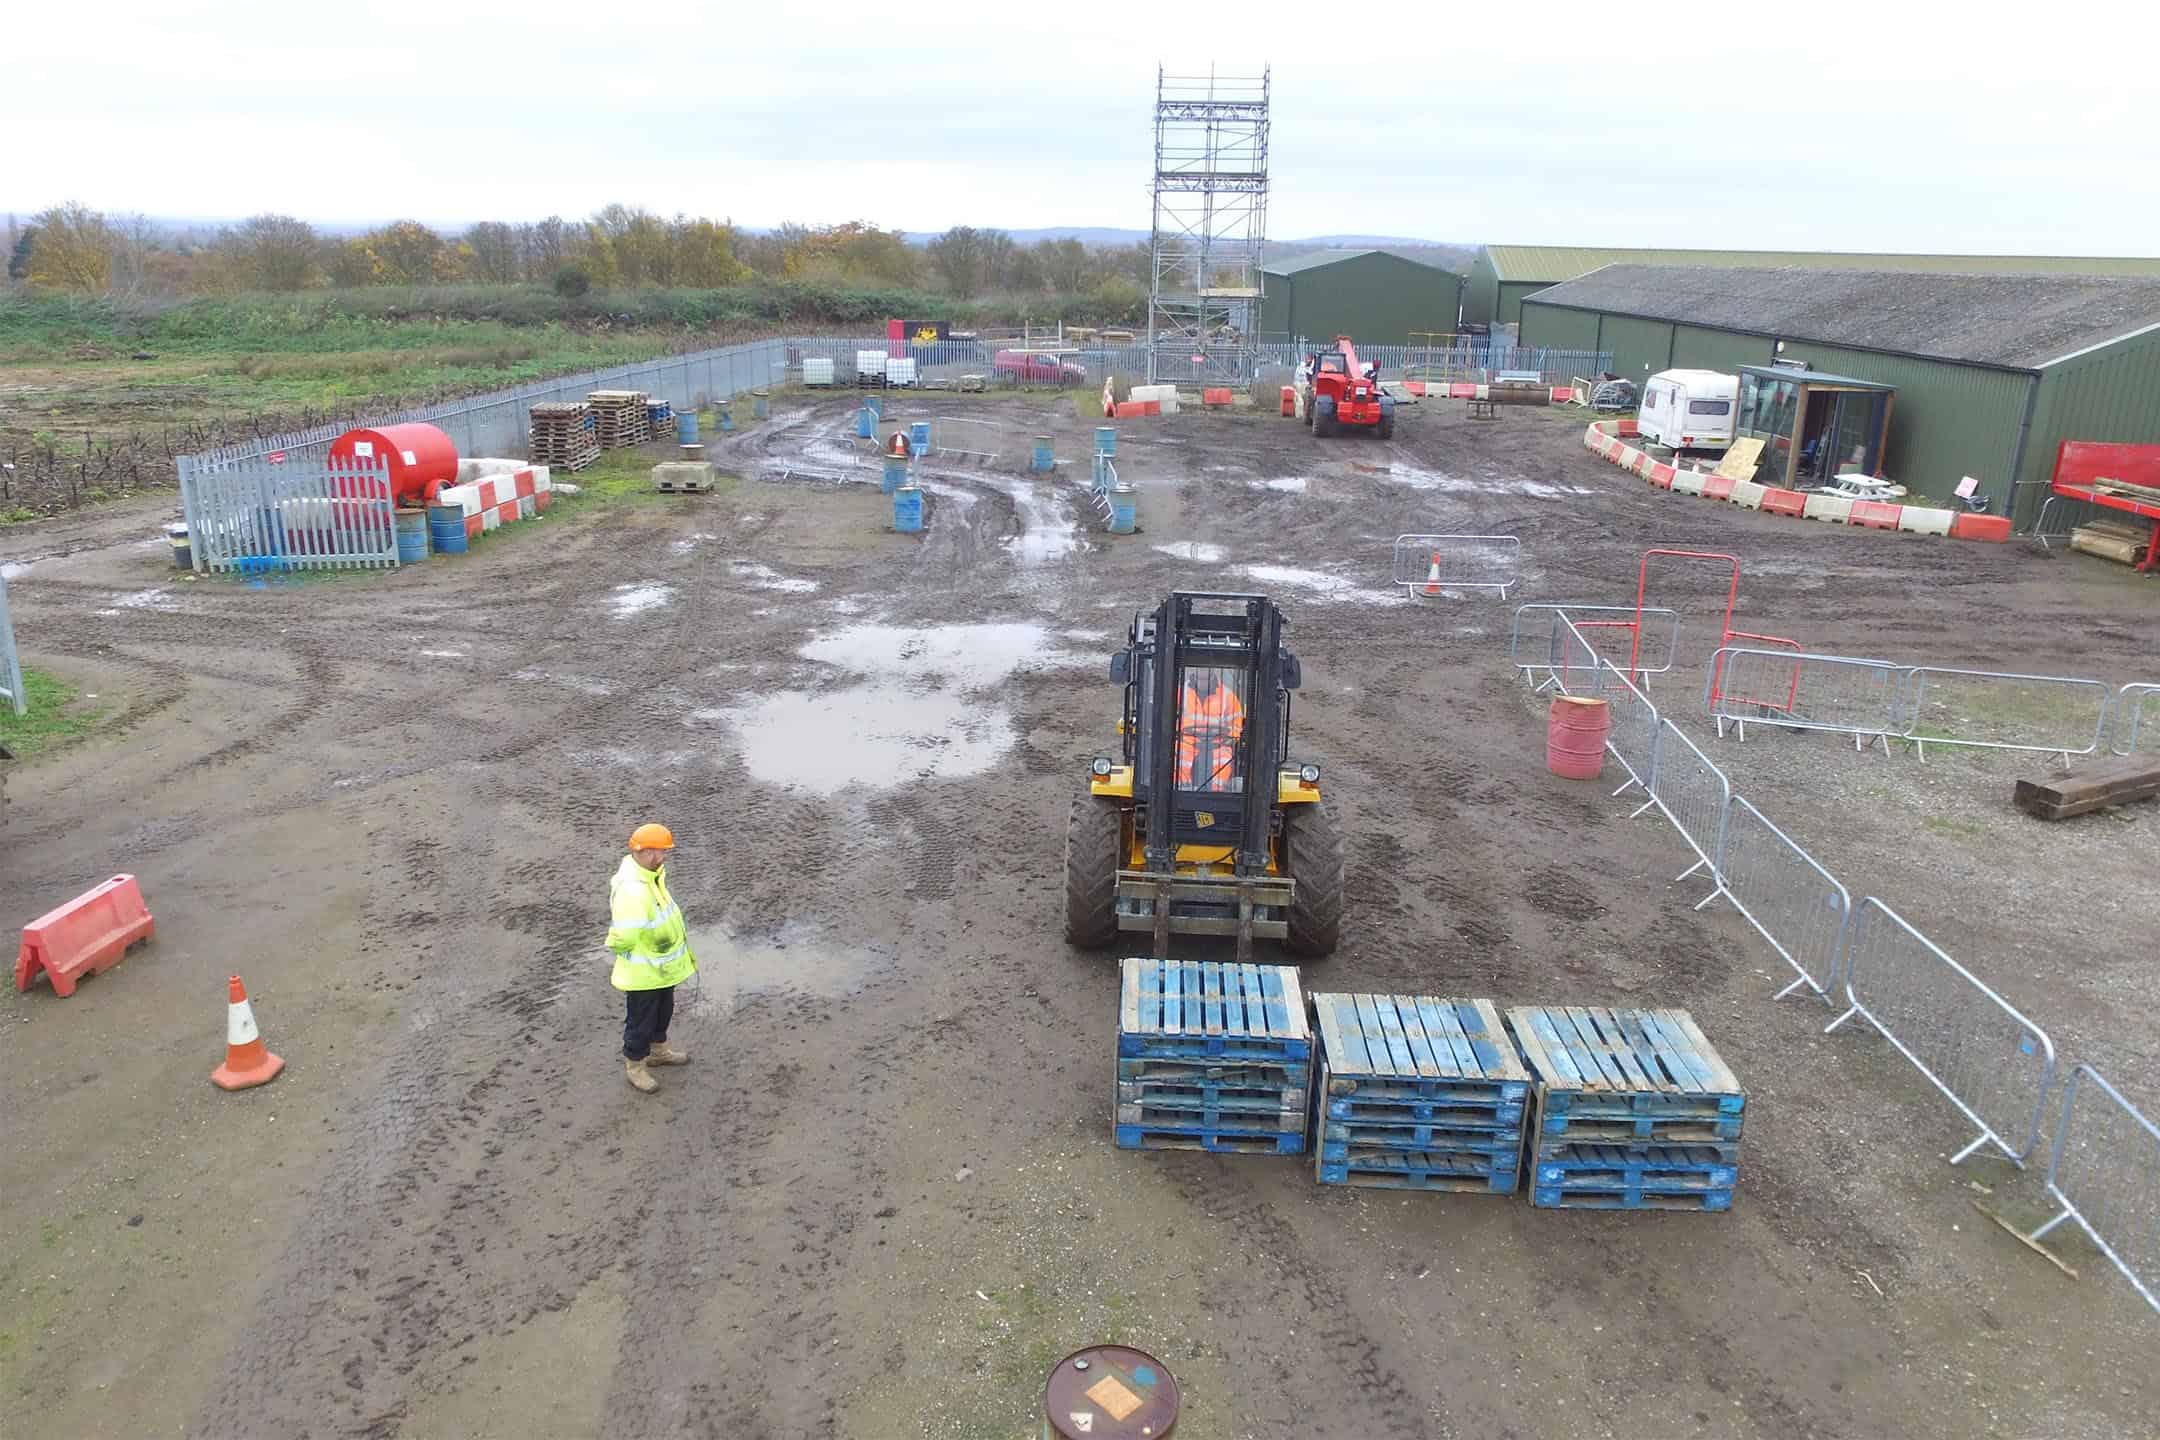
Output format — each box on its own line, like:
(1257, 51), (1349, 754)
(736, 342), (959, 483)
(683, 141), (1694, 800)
(0, 669), (105, 759)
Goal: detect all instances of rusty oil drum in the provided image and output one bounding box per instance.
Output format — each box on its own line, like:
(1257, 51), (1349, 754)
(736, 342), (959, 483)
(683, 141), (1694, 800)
(1042, 1345), (1178, 1438)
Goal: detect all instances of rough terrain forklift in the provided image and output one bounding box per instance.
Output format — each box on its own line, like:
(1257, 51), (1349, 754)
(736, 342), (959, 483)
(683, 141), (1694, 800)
(1064, 591), (1344, 962)
(1300, 334), (1395, 440)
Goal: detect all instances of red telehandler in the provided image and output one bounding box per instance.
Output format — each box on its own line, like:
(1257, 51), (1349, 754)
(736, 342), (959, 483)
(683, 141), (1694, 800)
(1299, 335), (1395, 440)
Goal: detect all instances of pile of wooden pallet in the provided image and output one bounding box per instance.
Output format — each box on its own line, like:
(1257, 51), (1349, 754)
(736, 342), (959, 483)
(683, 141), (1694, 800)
(645, 398), (674, 437)
(1113, 958), (1311, 1155)
(1506, 1006), (1744, 1212)
(527, 401), (601, 472)
(587, 391), (651, 449)
(1310, 994), (1530, 1194)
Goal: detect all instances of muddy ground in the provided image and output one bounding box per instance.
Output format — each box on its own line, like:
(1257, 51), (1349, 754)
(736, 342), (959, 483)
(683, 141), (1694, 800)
(3, 391), (2155, 1440)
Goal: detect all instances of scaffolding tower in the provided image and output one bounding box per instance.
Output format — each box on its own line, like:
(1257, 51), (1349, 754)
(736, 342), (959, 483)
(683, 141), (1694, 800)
(1146, 65), (1270, 388)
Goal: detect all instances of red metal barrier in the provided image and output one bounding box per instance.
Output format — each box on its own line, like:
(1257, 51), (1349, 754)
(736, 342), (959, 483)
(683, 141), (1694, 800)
(1630, 549), (1802, 709)
(16, 875), (156, 997)
(1761, 488), (1807, 517)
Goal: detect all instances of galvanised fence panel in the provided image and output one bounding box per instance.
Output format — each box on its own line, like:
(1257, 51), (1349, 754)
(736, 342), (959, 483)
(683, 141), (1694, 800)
(1643, 717), (1733, 898)
(2107, 682), (2160, 756)
(1826, 898), (2056, 1167)
(1708, 646), (1907, 753)
(1509, 604), (1682, 692)
(1589, 658), (1661, 802)
(185, 454), (399, 575)
(1714, 797), (1851, 1003)
(2027, 1065), (2160, 1316)
(1898, 665), (2112, 763)
(0, 569), (24, 717)
(1392, 534), (1520, 597)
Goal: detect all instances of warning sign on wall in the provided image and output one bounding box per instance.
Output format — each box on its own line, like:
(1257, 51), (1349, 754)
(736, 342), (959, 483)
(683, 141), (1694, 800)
(904, 320), (949, 344)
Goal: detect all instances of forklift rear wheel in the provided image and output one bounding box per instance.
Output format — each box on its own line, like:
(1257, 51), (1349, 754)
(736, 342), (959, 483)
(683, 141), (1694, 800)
(1064, 789), (1123, 949)
(1283, 800), (1344, 957)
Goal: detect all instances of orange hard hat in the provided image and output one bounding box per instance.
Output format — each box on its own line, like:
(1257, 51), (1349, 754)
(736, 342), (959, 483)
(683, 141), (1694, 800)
(629, 823), (675, 851)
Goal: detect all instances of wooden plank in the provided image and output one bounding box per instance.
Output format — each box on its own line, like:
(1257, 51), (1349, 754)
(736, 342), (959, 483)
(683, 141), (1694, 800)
(1239, 962), (1265, 1038)
(1466, 1000), (1529, 1083)
(1659, 1011), (1743, 1097)
(1180, 960), (1202, 1035)
(1120, 957), (1142, 1038)
(1559, 1007), (1632, 1090)
(1509, 1007), (1583, 1091)
(1712, 436), (1765, 480)
(1583, 1008), (1658, 1092)
(1352, 993), (1396, 1077)
(2014, 760), (2160, 820)
(1418, 997), (1478, 1077)
(1314, 995), (1366, 1075)
(1610, 1008), (1696, 1094)
(1373, 995), (1418, 1076)
(1161, 960), (1182, 1036)
(1256, 964), (1287, 1039)
(1202, 963), (1224, 1037)
(1278, 965), (1309, 1041)
(1391, 995), (1445, 1078)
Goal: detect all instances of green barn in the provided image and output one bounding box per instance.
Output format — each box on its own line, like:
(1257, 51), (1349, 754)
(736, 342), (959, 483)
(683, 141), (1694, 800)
(1467, 245), (2160, 330)
(1260, 250), (1463, 347)
(1519, 264), (2160, 526)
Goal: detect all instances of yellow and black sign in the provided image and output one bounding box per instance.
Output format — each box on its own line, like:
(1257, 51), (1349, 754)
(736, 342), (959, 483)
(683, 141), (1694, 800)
(905, 320), (949, 345)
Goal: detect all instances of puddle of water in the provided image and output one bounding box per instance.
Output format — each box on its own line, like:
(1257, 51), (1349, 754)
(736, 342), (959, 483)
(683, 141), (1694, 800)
(731, 560), (819, 594)
(1237, 564), (1405, 606)
(671, 532), (719, 554)
(678, 923), (882, 1015)
(420, 649), (468, 659)
(799, 622), (1071, 690)
(611, 581), (674, 617)
(1063, 628), (1112, 642)
(825, 597), (872, 616)
(1154, 541), (1226, 563)
(1, 560), (37, 580)
(714, 686), (1014, 794)
(114, 587), (181, 612)
(1249, 477), (1308, 493)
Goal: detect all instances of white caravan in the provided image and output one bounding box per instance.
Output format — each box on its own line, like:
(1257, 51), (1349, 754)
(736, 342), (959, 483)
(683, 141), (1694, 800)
(1638, 369), (1739, 452)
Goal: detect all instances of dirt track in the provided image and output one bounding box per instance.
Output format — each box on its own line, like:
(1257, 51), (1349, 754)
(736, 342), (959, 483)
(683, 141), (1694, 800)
(3, 392), (2155, 1439)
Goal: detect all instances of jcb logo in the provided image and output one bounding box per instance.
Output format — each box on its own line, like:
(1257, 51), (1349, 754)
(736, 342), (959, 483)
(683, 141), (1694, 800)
(913, 326), (940, 345)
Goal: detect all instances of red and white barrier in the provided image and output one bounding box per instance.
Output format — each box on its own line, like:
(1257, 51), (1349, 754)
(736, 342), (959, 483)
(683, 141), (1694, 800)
(1580, 422), (1998, 546)
(441, 463), (551, 540)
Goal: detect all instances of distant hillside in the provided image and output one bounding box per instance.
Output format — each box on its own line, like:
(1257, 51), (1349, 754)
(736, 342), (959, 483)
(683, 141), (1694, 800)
(898, 227), (1476, 271)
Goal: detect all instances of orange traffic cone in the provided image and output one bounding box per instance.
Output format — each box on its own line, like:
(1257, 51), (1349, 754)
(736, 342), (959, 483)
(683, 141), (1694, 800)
(1421, 553), (1444, 597)
(211, 974), (284, 1091)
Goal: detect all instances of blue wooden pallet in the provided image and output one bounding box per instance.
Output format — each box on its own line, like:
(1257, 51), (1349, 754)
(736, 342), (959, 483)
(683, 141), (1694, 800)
(1532, 1185), (1734, 1212)
(1325, 1093), (1526, 1126)
(1318, 1151), (1521, 1193)
(1115, 1124), (1307, 1155)
(1317, 1122), (1522, 1159)
(1532, 1110), (1743, 1145)
(1504, 1006), (1744, 1121)
(1117, 1079), (1308, 1109)
(1116, 1056), (1308, 1088)
(1117, 1097), (1306, 1132)
(1118, 958), (1311, 1062)
(1311, 994), (1531, 1106)
(1532, 1144), (1739, 1190)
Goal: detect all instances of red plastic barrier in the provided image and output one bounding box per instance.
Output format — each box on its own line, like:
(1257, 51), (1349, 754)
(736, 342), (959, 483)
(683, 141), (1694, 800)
(1849, 500), (1902, 529)
(1648, 463), (1676, 489)
(1951, 513), (2012, 542)
(1449, 383), (1477, 400)
(1115, 401), (1146, 419)
(1280, 386), (1295, 416)
(1761, 488), (1806, 516)
(1616, 419), (1639, 437)
(1702, 475), (1737, 501)
(1202, 387), (1232, 407)
(1142, 400), (1162, 417)
(1405, 381), (1427, 397)
(16, 875), (156, 997)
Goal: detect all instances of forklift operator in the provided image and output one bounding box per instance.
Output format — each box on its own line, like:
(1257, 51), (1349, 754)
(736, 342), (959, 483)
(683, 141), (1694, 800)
(1176, 668), (1247, 792)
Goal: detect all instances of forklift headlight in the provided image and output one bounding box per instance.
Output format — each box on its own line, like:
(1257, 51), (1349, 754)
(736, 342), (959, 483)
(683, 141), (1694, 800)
(1092, 757), (1115, 777)
(1299, 764), (1321, 784)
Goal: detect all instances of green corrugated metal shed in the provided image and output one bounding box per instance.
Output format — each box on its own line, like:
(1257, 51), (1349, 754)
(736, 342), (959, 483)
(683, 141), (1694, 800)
(1519, 264), (2160, 525)
(1261, 249), (1463, 346)
(1466, 244), (2160, 328)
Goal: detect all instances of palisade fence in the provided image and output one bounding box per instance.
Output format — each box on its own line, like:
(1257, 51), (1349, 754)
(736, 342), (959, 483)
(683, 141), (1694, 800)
(1534, 607), (2157, 1313)
(186, 455), (401, 575)
(0, 569), (24, 717)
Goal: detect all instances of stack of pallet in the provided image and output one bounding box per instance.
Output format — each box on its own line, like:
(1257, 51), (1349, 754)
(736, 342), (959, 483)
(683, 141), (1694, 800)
(588, 391), (651, 449)
(1114, 957), (1311, 1155)
(1505, 1006), (1744, 1212)
(527, 402), (601, 472)
(1310, 994), (1530, 1193)
(645, 398), (674, 436)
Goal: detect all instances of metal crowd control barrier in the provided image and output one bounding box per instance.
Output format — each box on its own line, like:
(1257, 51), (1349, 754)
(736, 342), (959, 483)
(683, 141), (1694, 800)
(0, 569), (23, 717)
(1638, 717), (1733, 904)
(1587, 658), (1661, 801)
(1826, 899), (2056, 1166)
(1707, 646), (1907, 754)
(1393, 534), (1521, 597)
(1714, 798), (1851, 1002)
(2026, 1066), (2160, 1315)
(1898, 666), (2112, 764)
(2110, 682), (2160, 756)
(1510, 604), (1681, 691)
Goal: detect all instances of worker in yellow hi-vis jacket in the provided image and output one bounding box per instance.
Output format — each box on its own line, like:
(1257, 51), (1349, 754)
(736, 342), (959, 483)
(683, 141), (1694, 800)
(606, 823), (698, 1094)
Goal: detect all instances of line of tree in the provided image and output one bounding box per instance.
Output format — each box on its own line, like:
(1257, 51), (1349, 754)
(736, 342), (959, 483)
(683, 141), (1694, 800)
(3, 206), (1154, 309)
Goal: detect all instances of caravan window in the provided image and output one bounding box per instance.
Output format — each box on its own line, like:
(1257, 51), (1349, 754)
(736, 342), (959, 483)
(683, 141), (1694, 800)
(1688, 399), (1731, 416)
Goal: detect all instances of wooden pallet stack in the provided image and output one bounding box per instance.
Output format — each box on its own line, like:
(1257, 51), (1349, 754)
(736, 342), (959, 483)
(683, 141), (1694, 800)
(645, 398), (674, 436)
(587, 391), (651, 449)
(1505, 1006), (1744, 1212)
(1114, 957), (1311, 1155)
(527, 402), (601, 472)
(1310, 994), (1530, 1193)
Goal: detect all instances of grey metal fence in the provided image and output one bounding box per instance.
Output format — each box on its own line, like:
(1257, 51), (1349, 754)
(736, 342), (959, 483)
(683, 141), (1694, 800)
(1588, 657), (1662, 802)
(2026, 1065), (2160, 1316)
(1392, 534), (1521, 597)
(1708, 646), (1907, 753)
(2107, 682), (2160, 756)
(1898, 666), (2113, 764)
(184, 454), (401, 575)
(1511, 603), (1682, 692)
(0, 569), (23, 717)
(1715, 797), (1852, 1003)
(1826, 898), (2057, 1166)
(1642, 716), (1733, 902)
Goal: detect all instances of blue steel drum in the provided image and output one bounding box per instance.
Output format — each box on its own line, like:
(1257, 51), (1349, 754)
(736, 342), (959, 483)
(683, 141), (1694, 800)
(893, 486), (924, 533)
(909, 420), (931, 457)
(1032, 436), (1054, 472)
(678, 411), (699, 443)
(1095, 426), (1117, 456)
(882, 456), (908, 494)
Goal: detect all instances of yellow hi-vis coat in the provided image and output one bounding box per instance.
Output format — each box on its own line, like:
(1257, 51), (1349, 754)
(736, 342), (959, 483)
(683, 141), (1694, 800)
(606, 855), (696, 991)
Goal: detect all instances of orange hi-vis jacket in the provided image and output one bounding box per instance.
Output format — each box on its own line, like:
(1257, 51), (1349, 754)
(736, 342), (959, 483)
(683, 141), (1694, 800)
(1177, 683), (1246, 789)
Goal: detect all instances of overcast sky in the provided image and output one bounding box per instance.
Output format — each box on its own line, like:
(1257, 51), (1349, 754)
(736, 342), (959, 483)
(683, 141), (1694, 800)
(13, 1), (2159, 253)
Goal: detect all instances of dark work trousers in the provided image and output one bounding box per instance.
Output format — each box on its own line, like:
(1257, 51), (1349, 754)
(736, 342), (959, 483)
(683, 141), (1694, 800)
(622, 985), (677, 1061)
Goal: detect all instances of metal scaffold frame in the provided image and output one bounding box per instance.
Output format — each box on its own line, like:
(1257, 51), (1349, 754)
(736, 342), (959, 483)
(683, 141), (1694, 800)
(1146, 64), (1270, 387)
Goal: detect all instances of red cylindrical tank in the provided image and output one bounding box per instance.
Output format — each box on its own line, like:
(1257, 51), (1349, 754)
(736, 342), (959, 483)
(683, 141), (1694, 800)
(328, 423), (458, 506)
(1547, 696), (1610, 780)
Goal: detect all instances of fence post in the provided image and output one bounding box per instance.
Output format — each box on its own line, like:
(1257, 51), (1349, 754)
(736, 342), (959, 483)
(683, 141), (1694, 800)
(0, 570), (25, 717)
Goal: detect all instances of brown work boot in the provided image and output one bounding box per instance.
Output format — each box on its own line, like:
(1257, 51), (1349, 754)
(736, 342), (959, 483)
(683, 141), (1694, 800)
(624, 1058), (660, 1094)
(647, 1041), (690, 1067)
